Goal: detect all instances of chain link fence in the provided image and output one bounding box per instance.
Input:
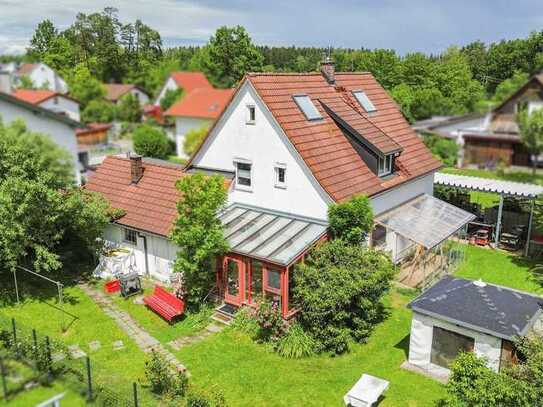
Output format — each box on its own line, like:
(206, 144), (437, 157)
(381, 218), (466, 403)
(0, 313), (143, 406)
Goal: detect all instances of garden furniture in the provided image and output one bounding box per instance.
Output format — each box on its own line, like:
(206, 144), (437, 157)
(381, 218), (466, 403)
(143, 285), (184, 322)
(343, 374), (389, 407)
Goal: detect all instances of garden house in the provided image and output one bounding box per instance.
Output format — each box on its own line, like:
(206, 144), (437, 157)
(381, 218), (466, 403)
(407, 276), (543, 380)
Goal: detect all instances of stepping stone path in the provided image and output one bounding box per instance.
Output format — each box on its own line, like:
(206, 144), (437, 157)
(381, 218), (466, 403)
(80, 282), (187, 374)
(112, 340), (125, 351)
(52, 352), (66, 362)
(89, 340), (101, 352)
(68, 344), (86, 359)
(168, 323), (224, 351)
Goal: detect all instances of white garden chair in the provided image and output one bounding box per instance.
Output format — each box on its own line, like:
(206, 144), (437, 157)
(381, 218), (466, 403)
(343, 374), (389, 407)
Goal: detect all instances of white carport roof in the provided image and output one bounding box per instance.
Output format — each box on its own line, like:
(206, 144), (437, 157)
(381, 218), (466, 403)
(435, 172), (543, 198)
(375, 194), (476, 249)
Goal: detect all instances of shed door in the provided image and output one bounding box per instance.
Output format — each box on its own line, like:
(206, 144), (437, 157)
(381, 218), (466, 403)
(430, 326), (474, 369)
(223, 257), (244, 306)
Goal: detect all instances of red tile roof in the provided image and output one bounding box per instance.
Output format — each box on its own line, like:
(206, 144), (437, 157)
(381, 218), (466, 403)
(16, 63), (37, 76)
(76, 123), (112, 136)
(170, 72), (212, 94)
(11, 89), (57, 104)
(164, 88), (235, 119)
(85, 156), (231, 236)
(219, 72), (441, 202)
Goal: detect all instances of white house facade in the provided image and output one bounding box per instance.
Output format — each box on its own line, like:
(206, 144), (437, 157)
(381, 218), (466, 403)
(16, 63), (68, 93)
(0, 92), (81, 184)
(37, 94), (80, 121)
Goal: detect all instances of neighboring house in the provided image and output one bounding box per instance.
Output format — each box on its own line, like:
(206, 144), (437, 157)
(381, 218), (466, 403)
(0, 92), (82, 184)
(11, 89), (80, 121)
(87, 59), (475, 317)
(407, 276), (543, 379)
(85, 155), (232, 282)
(154, 71), (212, 107)
(13, 63), (68, 94)
(165, 87), (234, 157)
(416, 73), (543, 168)
(104, 84), (150, 106)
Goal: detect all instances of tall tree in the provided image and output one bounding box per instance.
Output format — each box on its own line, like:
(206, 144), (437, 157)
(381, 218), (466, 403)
(191, 26), (264, 88)
(67, 63), (106, 108)
(27, 20), (58, 60)
(517, 108), (543, 175)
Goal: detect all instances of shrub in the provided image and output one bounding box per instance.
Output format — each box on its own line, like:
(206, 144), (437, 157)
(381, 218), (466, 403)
(81, 99), (116, 124)
(183, 125), (209, 156)
(253, 299), (287, 343)
(186, 388), (226, 407)
(230, 306), (259, 336)
(145, 350), (172, 395)
(116, 93), (142, 123)
(423, 134), (459, 167)
(161, 88), (184, 111)
(294, 239), (394, 354)
(132, 124), (170, 159)
(275, 323), (315, 359)
(328, 195), (373, 245)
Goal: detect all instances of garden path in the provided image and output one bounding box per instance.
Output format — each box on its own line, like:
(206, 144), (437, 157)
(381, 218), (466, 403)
(79, 283), (188, 374)
(168, 323), (223, 350)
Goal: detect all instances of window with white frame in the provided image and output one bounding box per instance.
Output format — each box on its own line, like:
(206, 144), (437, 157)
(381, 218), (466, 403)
(123, 228), (137, 245)
(274, 164), (287, 188)
(246, 104), (256, 124)
(378, 154), (394, 177)
(235, 161), (252, 188)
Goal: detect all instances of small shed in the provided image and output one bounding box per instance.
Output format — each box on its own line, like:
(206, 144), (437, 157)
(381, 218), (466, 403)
(407, 276), (543, 379)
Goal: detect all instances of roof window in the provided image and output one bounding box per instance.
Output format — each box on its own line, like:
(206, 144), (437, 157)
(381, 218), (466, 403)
(293, 95), (322, 121)
(353, 91), (377, 112)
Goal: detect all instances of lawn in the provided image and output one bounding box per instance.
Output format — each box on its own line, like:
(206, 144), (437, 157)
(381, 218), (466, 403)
(455, 244), (542, 294)
(0, 275), (153, 405)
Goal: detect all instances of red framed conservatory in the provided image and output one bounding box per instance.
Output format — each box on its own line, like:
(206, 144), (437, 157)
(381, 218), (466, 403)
(216, 204), (328, 318)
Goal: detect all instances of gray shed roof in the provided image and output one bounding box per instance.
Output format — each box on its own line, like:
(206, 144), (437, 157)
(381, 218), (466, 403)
(408, 276), (543, 340)
(220, 204), (328, 266)
(435, 172), (543, 199)
(375, 194), (476, 249)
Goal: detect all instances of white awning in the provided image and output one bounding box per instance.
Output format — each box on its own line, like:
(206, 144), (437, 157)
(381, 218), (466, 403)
(220, 204), (328, 266)
(376, 194), (476, 249)
(435, 172), (543, 198)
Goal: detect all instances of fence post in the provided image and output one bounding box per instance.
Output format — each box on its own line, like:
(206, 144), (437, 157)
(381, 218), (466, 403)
(45, 336), (52, 376)
(32, 329), (37, 355)
(11, 318), (17, 357)
(133, 382), (138, 407)
(86, 356), (93, 401)
(0, 357), (7, 400)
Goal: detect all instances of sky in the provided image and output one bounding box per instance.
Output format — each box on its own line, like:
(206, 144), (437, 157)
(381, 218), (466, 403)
(0, 0), (542, 55)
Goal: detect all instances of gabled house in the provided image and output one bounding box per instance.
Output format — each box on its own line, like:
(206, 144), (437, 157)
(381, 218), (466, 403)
(11, 89), (80, 121)
(0, 91), (82, 184)
(87, 59), (475, 316)
(154, 71), (212, 107)
(12, 62), (68, 94)
(104, 84), (150, 106)
(164, 87), (234, 157)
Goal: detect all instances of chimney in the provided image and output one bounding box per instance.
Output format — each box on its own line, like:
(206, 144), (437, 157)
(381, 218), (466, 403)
(320, 55), (335, 84)
(129, 153), (143, 184)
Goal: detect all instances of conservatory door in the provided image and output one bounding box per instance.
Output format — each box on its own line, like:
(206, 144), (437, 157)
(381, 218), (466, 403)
(223, 257), (243, 305)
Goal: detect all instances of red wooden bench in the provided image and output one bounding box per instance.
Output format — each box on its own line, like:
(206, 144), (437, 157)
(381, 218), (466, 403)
(143, 285), (184, 322)
(104, 279), (120, 294)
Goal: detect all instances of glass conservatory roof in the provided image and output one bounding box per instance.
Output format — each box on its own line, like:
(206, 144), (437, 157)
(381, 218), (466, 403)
(375, 194), (476, 249)
(219, 204), (328, 266)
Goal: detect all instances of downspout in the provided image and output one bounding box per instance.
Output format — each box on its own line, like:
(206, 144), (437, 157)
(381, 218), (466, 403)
(138, 232), (150, 277)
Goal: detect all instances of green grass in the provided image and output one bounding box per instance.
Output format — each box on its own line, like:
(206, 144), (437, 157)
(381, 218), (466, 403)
(4, 381), (89, 407)
(0, 280), (153, 404)
(455, 245), (542, 294)
(110, 285), (213, 343)
(167, 155), (187, 165)
(171, 289), (444, 407)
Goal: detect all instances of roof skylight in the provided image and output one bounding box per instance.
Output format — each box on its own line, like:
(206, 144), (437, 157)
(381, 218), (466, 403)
(293, 95), (322, 120)
(353, 91), (377, 112)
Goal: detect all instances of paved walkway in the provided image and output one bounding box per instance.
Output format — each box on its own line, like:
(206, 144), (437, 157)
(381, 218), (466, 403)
(80, 283), (187, 374)
(168, 323), (223, 351)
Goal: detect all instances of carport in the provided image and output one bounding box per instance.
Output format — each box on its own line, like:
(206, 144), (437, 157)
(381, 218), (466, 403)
(434, 173), (543, 255)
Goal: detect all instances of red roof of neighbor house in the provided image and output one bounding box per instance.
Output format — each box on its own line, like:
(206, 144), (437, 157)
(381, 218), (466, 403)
(75, 123), (112, 136)
(170, 72), (212, 94)
(104, 84), (147, 102)
(85, 156), (231, 236)
(192, 72), (441, 202)
(164, 88), (235, 119)
(11, 89), (58, 104)
(16, 63), (37, 76)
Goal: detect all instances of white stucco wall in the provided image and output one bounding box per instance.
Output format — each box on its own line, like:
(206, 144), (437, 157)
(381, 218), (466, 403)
(104, 224), (179, 282)
(28, 63), (68, 93)
(175, 117), (211, 157)
(155, 77), (178, 106)
(192, 82), (332, 220)
(40, 96), (80, 121)
(0, 98), (81, 184)
(130, 88), (150, 106)
(371, 174), (435, 216)
(409, 312), (502, 374)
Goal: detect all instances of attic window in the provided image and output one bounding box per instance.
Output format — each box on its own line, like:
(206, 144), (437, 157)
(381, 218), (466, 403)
(293, 95), (322, 121)
(378, 154), (394, 177)
(353, 91), (377, 113)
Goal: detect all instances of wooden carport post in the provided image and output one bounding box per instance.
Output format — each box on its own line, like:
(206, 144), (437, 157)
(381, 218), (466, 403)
(524, 199), (535, 257)
(494, 194), (504, 247)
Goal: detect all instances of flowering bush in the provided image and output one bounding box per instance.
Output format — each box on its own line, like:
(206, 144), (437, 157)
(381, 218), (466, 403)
(253, 300), (287, 343)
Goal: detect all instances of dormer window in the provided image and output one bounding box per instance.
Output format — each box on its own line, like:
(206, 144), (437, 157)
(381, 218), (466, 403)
(353, 91), (377, 113)
(293, 95), (322, 121)
(378, 154), (394, 177)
